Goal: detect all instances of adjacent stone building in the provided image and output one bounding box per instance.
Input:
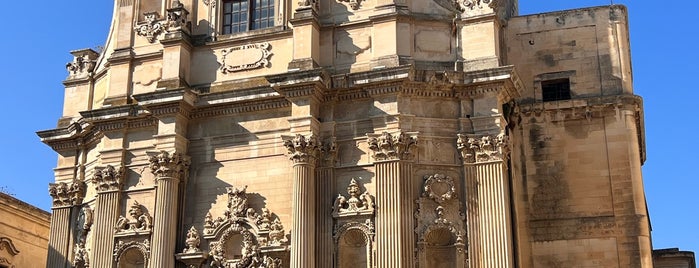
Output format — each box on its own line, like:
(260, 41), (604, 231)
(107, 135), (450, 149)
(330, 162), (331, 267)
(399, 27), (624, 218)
(0, 192), (51, 268)
(38, 0), (657, 267)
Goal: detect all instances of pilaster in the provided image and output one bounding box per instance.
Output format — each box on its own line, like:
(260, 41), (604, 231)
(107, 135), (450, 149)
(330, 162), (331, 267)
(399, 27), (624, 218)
(288, 3), (320, 70)
(157, 2), (192, 89)
(366, 131), (418, 268)
(458, 133), (514, 268)
(315, 138), (336, 268)
(47, 180), (86, 268)
(90, 165), (124, 268)
(282, 134), (320, 268)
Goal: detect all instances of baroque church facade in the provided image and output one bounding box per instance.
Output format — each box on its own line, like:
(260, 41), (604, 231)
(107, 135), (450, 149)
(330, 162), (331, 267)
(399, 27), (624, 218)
(38, 0), (652, 267)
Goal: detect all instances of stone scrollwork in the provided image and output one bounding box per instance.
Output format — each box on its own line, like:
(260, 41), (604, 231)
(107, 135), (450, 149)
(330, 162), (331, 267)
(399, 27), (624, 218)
(219, 42), (273, 74)
(0, 237), (20, 256)
(115, 201), (153, 234)
(92, 165), (124, 192)
(113, 239), (151, 263)
(457, 133), (509, 164)
(203, 185), (288, 267)
(462, 0), (498, 9)
(48, 180), (86, 208)
(333, 178), (375, 218)
(366, 131), (418, 161)
(282, 134), (320, 164)
(149, 150), (191, 179)
(134, 12), (164, 43)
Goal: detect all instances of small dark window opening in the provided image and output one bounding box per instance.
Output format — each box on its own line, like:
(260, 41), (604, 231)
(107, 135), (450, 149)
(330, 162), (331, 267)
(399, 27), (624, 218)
(542, 78), (571, 102)
(222, 0), (275, 35)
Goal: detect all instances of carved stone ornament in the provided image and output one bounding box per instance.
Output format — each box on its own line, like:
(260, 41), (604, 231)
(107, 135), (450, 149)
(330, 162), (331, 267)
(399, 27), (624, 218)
(166, 0), (190, 32)
(73, 241), (90, 268)
(457, 133), (509, 164)
(282, 134), (320, 164)
(0, 237), (20, 256)
(0, 257), (14, 268)
(366, 131), (418, 161)
(219, 42), (273, 74)
(333, 178), (375, 218)
(204, 185), (288, 267)
(183, 226), (202, 253)
(422, 174), (457, 204)
(338, 0), (362, 10)
(48, 180), (86, 207)
(92, 165), (124, 192)
(149, 150), (191, 179)
(115, 201), (153, 235)
(65, 49), (98, 78)
(320, 137), (338, 167)
(203, 0), (216, 7)
(113, 239), (151, 263)
(297, 0), (319, 11)
(462, 0), (498, 9)
(134, 12), (164, 43)
(176, 226), (208, 268)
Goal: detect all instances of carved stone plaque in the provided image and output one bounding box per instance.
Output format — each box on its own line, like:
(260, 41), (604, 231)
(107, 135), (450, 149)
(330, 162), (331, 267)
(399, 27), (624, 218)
(219, 42), (273, 74)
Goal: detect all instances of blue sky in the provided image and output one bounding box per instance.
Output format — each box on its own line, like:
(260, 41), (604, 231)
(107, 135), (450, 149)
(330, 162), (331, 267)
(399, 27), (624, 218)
(1, 0), (696, 255)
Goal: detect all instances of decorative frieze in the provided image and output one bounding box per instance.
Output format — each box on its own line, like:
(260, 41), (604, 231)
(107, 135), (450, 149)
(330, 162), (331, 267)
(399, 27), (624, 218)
(148, 150), (190, 179)
(457, 133), (509, 163)
(219, 42), (273, 74)
(282, 134), (320, 164)
(92, 165), (124, 192)
(333, 178), (375, 218)
(48, 180), (86, 208)
(366, 132), (418, 161)
(115, 201), (153, 235)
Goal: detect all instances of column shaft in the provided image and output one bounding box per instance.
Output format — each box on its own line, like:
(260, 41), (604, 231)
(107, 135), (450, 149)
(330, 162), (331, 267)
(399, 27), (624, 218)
(375, 161), (414, 268)
(91, 191), (120, 268)
(465, 162), (513, 268)
(315, 167), (333, 268)
(291, 164), (316, 268)
(47, 208), (71, 268)
(150, 177), (180, 268)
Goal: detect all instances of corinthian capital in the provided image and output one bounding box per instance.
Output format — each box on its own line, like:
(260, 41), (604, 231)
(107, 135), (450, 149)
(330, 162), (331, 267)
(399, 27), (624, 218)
(48, 180), (86, 208)
(282, 134), (320, 164)
(457, 133), (509, 164)
(148, 151), (190, 179)
(92, 165), (124, 192)
(366, 131), (418, 161)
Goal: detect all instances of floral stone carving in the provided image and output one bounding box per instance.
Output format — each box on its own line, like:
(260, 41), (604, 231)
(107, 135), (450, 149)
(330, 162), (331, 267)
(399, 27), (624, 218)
(115, 201), (152, 234)
(48, 180), (86, 207)
(204, 185), (288, 267)
(149, 150), (190, 179)
(219, 42), (273, 74)
(134, 12), (164, 43)
(366, 131), (418, 161)
(456, 133), (509, 163)
(92, 165), (124, 192)
(282, 134), (320, 164)
(333, 178), (375, 218)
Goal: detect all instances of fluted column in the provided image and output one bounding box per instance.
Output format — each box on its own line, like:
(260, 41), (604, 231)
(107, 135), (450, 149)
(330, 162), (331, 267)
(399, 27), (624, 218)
(367, 131), (418, 268)
(90, 165), (124, 268)
(283, 134), (320, 268)
(47, 180), (86, 268)
(148, 151), (190, 268)
(458, 134), (514, 268)
(316, 138), (336, 268)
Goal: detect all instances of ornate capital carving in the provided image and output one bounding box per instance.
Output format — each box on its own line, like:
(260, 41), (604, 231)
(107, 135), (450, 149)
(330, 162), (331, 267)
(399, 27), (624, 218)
(92, 165), (124, 192)
(148, 151), (190, 180)
(457, 133), (509, 164)
(48, 180), (86, 208)
(73, 241), (89, 268)
(366, 131), (418, 161)
(134, 12), (164, 43)
(320, 137), (338, 167)
(115, 201), (153, 234)
(333, 178), (375, 218)
(282, 134), (320, 164)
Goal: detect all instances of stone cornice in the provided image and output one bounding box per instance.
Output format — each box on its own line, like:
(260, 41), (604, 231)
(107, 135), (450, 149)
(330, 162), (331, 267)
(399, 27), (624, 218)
(267, 68), (330, 101)
(36, 119), (100, 152)
(0, 192), (51, 223)
(133, 88), (197, 117)
(80, 105), (156, 132)
(192, 97), (290, 119)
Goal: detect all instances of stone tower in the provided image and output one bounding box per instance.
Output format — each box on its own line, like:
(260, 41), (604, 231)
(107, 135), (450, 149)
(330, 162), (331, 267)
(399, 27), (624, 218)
(39, 0), (652, 267)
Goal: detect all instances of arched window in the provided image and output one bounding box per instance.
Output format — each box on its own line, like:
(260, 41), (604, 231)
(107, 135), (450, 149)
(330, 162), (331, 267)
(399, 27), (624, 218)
(222, 0), (275, 34)
(118, 248), (146, 268)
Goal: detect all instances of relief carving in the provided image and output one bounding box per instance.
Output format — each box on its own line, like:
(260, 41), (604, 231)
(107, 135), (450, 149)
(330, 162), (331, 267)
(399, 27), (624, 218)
(73, 206), (93, 268)
(204, 185), (288, 267)
(333, 178), (375, 218)
(297, 0), (319, 11)
(457, 133), (509, 163)
(73, 241), (89, 268)
(166, 1), (190, 32)
(149, 150), (191, 180)
(48, 180), (86, 207)
(134, 12), (164, 43)
(282, 134), (320, 164)
(92, 165), (124, 192)
(219, 43), (273, 74)
(366, 132), (418, 161)
(115, 201), (153, 235)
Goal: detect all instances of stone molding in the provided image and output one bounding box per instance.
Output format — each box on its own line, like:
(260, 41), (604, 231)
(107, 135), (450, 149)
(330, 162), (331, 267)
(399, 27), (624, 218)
(333, 178), (375, 218)
(0, 237), (20, 256)
(366, 131), (418, 161)
(338, 0), (362, 10)
(115, 201), (153, 235)
(219, 42), (273, 74)
(113, 239), (151, 263)
(457, 133), (509, 164)
(282, 134), (320, 165)
(92, 165), (124, 192)
(148, 150), (191, 180)
(48, 180), (86, 208)
(0, 257), (14, 268)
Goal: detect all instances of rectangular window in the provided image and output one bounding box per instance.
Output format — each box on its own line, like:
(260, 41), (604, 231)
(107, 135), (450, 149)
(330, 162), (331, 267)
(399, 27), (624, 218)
(542, 78), (571, 102)
(222, 0), (274, 35)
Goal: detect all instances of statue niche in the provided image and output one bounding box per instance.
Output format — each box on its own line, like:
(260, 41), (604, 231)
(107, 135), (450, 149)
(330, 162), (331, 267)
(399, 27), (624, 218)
(203, 185), (286, 268)
(414, 174), (467, 268)
(332, 178), (375, 268)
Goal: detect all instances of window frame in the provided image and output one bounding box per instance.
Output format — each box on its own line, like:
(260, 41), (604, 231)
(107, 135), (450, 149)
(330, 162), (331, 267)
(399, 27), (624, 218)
(213, 0), (281, 37)
(534, 70), (577, 102)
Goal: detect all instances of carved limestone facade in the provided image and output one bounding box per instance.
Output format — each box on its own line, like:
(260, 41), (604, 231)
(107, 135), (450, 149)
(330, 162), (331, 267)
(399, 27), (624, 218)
(41, 1), (663, 267)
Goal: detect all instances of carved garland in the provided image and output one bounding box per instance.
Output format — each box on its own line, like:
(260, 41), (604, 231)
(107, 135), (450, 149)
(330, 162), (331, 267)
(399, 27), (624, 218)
(414, 174), (466, 245)
(219, 42), (273, 74)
